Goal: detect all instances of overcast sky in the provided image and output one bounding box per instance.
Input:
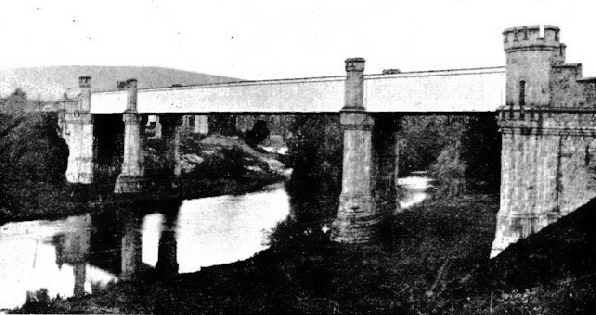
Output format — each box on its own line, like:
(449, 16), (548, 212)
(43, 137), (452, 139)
(1, 0), (595, 80)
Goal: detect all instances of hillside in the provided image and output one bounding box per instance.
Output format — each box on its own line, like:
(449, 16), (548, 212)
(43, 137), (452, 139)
(0, 66), (240, 101)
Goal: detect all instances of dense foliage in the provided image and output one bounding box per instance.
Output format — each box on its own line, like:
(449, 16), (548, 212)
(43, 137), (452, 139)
(0, 90), (69, 220)
(285, 115), (343, 224)
(427, 114), (501, 197)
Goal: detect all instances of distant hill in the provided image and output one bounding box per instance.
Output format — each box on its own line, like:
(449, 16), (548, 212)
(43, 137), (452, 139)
(0, 66), (241, 101)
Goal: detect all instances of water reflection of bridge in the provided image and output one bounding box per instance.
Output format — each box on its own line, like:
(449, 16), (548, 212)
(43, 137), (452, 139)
(51, 200), (182, 296)
(45, 186), (294, 300)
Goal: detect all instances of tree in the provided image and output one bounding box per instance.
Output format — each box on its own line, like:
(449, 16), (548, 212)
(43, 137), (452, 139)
(245, 120), (270, 147)
(1, 88), (27, 114)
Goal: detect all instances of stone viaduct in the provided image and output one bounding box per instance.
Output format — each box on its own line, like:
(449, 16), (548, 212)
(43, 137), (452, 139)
(61, 25), (596, 257)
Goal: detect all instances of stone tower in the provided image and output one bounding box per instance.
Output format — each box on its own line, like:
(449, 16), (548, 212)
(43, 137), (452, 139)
(503, 25), (565, 108)
(492, 25), (596, 257)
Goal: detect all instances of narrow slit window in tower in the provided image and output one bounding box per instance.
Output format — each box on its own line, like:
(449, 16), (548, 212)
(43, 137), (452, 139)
(519, 80), (526, 105)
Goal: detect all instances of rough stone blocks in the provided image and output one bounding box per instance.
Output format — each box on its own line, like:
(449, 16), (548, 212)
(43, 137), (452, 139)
(114, 175), (146, 194)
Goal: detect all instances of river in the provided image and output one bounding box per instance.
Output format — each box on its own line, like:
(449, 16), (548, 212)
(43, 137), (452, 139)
(0, 176), (433, 310)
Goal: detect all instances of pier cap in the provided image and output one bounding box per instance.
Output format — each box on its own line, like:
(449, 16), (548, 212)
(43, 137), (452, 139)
(345, 58), (365, 72)
(78, 76), (91, 88)
(126, 78), (138, 89)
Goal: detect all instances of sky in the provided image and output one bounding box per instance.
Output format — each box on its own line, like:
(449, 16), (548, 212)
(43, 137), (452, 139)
(1, 0), (596, 80)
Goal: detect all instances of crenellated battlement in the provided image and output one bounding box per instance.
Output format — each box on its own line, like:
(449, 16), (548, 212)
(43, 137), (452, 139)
(503, 25), (561, 52)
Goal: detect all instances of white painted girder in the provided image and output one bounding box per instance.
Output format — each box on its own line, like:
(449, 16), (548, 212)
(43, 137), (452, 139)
(90, 67), (505, 114)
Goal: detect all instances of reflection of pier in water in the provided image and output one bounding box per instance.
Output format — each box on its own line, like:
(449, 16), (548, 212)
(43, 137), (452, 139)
(50, 200), (183, 295)
(52, 215), (91, 297)
(51, 177), (435, 293)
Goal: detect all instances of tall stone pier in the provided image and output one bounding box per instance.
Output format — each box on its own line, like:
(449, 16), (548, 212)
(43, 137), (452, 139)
(64, 76), (94, 184)
(331, 58), (399, 243)
(115, 79), (146, 193)
(491, 25), (596, 257)
(161, 115), (183, 178)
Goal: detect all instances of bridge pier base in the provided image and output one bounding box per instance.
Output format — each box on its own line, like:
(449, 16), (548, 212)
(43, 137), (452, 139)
(332, 58), (399, 243)
(332, 113), (400, 243)
(64, 76), (94, 184)
(114, 114), (146, 193)
(115, 79), (146, 193)
(332, 112), (378, 242)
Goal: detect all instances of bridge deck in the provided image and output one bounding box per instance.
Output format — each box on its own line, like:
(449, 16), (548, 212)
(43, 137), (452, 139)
(90, 66), (506, 114)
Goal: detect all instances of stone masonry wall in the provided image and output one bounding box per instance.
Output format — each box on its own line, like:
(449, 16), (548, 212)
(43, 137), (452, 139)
(492, 25), (596, 257)
(492, 108), (596, 257)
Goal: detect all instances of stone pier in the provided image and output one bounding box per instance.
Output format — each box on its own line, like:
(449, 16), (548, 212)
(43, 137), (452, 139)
(64, 76), (94, 184)
(161, 115), (183, 178)
(331, 58), (399, 243)
(114, 79), (146, 193)
(154, 115), (162, 139)
(194, 115), (209, 135)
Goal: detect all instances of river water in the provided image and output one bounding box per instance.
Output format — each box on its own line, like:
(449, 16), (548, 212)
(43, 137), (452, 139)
(0, 176), (433, 310)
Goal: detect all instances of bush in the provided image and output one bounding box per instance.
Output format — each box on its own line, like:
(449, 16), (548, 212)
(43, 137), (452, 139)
(430, 142), (467, 198)
(244, 119), (270, 147)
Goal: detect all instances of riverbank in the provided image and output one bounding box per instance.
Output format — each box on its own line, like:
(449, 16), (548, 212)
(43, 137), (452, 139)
(0, 174), (284, 225)
(0, 124), (286, 224)
(15, 193), (596, 314)
(10, 194), (496, 314)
